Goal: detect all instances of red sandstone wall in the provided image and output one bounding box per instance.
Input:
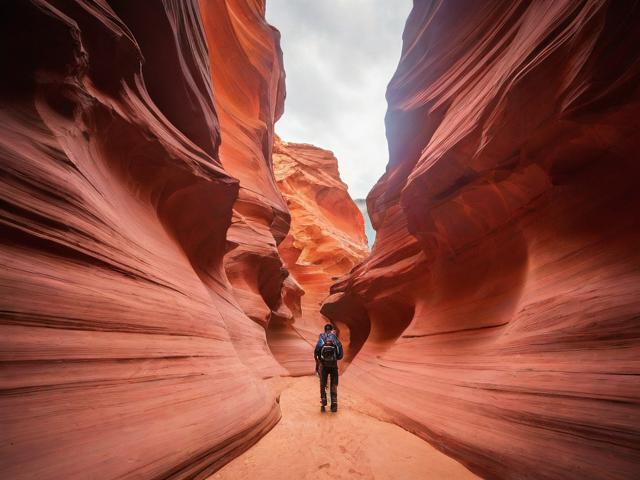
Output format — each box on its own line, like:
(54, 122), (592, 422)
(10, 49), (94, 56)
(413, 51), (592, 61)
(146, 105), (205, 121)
(0, 2), (370, 477)
(198, 0), (289, 378)
(0, 1), (283, 478)
(270, 137), (368, 375)
(323, 1), (640, 478)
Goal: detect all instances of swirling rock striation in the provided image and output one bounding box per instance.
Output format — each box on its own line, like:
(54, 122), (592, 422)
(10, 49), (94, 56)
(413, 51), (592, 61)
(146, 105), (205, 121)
(270, 137), (369, 375)
(199, 0), (290, 378)
(0, 0), (284, 478)
(323, 1), (640, 479)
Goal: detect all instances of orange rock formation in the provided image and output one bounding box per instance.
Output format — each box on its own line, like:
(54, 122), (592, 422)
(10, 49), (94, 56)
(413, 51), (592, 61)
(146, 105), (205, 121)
(322, 1), (640, 479)
(1, 1), (284, 478)
(270, 137), (368, 375)
(199, 0), (289, 378)
(4, 0), (639, 478)
(1, 1), (369, 477)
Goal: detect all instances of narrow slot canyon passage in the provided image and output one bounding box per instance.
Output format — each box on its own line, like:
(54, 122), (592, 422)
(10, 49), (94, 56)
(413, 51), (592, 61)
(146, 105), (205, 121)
(1, 1), (639, 480)
(209, 377), (478, 480)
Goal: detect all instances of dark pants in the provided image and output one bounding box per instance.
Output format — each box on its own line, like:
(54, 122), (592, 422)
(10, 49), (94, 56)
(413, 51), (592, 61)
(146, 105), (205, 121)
(319, 365), (338, 406)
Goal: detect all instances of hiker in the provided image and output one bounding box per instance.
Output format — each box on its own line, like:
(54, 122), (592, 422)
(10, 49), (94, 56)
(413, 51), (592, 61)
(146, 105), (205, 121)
(314, 323), (343, 412)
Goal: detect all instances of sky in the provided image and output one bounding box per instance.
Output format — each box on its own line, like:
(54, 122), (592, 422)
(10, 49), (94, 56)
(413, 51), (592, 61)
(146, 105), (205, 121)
(266, 0), (412, 200)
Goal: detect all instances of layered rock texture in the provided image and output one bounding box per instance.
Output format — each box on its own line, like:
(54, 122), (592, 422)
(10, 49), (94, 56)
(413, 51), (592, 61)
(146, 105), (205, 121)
(270, 137), (368, 374)
(4, 0), (639, 478)
(0, 1), (370, 477)
(199, 0), (288, 379)
(1, 1), (287, 478)
(323, 1), (640, 479)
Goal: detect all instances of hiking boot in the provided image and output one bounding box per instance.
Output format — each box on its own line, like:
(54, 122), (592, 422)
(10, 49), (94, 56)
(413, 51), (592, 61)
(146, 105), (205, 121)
(320, 399), (327, 407)
(320, 405), (326, 412)
(330, 403), (337, 412)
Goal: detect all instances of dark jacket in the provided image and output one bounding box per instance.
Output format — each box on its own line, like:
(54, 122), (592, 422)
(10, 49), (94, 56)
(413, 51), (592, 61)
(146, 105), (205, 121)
(314, 332), (343, 362)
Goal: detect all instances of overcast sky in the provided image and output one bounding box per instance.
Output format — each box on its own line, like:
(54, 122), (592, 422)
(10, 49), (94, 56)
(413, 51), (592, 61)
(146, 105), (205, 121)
(266, 0), (412, 199)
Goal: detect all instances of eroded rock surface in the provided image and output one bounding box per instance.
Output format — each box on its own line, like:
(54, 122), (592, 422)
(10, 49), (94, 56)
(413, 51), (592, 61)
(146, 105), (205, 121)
(271, 137), (369, 375)
(199, 0), (289, 379)
(0, 1), (371, 477)
(1, 1), (284, 478)
(4, 0), (638, 478)
(323, 1), (640, 478)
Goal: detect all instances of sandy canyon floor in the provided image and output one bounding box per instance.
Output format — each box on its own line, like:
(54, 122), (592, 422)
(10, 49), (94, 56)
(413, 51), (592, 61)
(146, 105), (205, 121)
(209, 376), (478, 480)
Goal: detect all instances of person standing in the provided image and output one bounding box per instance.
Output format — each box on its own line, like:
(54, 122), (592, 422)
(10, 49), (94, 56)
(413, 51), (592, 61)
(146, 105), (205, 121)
(314, 323), (343, 412)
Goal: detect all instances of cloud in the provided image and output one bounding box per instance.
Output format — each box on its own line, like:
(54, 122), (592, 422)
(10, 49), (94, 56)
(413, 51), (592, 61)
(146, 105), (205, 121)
(266, 0), (412, 199)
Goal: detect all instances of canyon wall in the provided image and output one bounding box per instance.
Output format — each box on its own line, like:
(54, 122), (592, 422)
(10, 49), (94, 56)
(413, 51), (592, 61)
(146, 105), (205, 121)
(270, 137), (368, 374)
(198, 0), (289, 379)
(323, 1), (640, 479)
(0, 1), (370, 477)
(0, 1), (285, 478)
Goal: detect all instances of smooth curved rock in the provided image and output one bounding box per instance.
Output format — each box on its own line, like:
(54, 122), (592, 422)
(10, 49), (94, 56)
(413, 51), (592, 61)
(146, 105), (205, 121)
(1, 1), (282, 478)
(199, 0), (290, 378)
(323, 1), (640, 478)
(270, 137), (368, 374)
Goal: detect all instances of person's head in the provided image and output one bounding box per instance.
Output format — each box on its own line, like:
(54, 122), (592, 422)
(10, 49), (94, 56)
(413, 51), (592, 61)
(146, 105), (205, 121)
(324, 323), (333, 332)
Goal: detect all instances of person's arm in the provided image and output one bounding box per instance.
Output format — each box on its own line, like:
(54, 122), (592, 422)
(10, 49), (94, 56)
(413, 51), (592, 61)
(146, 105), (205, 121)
(314, 336), (324, 360)
(336, 338), (344, 360)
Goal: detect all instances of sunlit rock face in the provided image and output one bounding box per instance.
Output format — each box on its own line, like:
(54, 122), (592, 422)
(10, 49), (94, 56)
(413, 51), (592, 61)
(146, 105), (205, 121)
(323, 1), (640, 478)
(199, 0), (289, 378)
(1, 1), (282, 478)
(271, 137), (369, 374)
